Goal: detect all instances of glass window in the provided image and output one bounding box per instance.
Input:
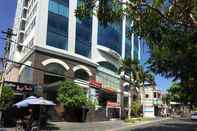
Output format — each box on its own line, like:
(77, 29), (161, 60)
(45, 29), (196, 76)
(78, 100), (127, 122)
(96, 71), (120, 91)
(47, 0), (69, 50)
(154, 92), (157, 98)
(134, 33), (139, 59)
(98, 22), (122, 54)
(125, 19), (132, 59)
(145, 94), (149, 98)
(44, 63), (65, 84)
(74, 69), (89, 81)
(75, 0), (92, 58)
(97, 0), (122, 55)
(19, 67), (33, 84)
(124, 85), (129, 92)
(98, 61), (118, 72)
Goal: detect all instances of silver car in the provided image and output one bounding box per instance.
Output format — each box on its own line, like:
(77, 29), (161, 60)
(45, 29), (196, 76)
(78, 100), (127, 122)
(191, 112), (197, 120)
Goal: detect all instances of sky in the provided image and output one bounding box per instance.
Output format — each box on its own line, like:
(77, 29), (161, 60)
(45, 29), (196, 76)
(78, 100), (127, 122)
(0, 1), (172, 92)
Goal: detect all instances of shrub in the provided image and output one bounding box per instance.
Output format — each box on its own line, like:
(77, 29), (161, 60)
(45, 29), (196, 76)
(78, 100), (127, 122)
(57, 80), (88, 108)
(131, 100), (141, 117)
(0, 86), (14, 109)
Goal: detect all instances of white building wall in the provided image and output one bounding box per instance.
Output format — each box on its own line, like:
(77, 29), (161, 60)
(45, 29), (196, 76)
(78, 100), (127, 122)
(68, 0), (77, 54)
(10, 0), (141, 70)
(35, 0), (49, 47)
(9, 0), (24, 62)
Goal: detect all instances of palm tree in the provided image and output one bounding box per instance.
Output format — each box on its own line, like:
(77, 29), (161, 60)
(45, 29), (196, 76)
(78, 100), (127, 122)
(119, 58), (155, 119)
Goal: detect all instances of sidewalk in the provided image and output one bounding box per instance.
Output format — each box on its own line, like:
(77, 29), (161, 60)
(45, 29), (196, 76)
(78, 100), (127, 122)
(1, 117), (171, 131)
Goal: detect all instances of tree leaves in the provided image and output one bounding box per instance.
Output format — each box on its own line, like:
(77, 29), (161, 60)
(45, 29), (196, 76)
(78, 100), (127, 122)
(0, 87), (14, 109)
(57, 80), (88, 108)
(153, 0), (164, 8)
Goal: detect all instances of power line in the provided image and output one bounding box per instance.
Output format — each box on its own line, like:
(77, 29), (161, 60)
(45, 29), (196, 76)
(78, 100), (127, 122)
(0, 33), (153, 86)
(1, 57), (67, 79)
(0, 28), (17, 96)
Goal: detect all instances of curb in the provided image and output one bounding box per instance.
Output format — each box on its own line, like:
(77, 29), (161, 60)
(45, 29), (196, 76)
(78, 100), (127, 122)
(106, 117), (172, 131)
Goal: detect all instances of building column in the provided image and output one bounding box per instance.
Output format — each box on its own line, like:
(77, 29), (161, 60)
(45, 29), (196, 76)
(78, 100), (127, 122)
(121, 0), (127, 59)
(138, 37), (141, 60)
(91, 1), (99, 60)
(68, 0), (77, 54)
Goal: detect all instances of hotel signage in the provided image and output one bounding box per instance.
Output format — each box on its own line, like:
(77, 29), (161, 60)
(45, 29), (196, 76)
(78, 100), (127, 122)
(4, 81), (34, 92)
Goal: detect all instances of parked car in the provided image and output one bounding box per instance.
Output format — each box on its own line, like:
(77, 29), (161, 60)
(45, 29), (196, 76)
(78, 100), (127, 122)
(191, 112), (197, 120)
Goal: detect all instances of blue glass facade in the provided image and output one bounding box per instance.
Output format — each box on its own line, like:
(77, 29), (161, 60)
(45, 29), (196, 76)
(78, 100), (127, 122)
(125, 19), (139, 59)
(98, 61), (118, 72)
(75, 0), (92, 58)
(98, 22), (122, 55)
(134, 34), (139, 59)
(125, 21), (132, 59)
(47, 0), (69, 50)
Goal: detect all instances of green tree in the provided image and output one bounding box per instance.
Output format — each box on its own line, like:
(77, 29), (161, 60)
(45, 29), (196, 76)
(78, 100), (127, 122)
(119, 58), (155, 118)
(76, 0), (197, 106)
(131, 100), (141, 117)
(0, 87), (14, 109)
(57, 80), (88, 108)
(167, 82), (192, 106)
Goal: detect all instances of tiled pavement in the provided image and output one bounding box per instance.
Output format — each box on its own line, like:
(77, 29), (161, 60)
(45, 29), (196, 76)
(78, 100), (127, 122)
(42, 120), (126, 131)
(0, 120), (126, 131)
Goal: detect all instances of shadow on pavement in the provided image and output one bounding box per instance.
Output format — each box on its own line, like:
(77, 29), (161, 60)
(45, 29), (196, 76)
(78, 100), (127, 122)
(42, 123), (60, 130)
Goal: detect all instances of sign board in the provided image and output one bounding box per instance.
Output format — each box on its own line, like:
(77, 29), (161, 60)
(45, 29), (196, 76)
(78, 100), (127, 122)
(103, 87), (115, 94)
(143, 105), (155, 118)
(4, 81), (34, 92)
(107, 101), (120, 108)
(143, 105), (154, 112)
(89, 80), (102, 89)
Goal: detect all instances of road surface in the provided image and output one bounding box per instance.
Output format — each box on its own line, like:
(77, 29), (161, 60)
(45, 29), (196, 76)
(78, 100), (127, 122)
(117, 118), (197, 131)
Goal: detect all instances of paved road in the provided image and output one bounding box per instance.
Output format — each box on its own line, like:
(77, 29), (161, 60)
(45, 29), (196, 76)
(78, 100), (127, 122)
(117, 118), (197, 131)
(2, 118), (197, 131)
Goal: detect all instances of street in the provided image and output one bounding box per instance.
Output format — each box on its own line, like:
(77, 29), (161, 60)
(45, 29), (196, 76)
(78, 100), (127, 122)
(116, 118), (197, 131)
(2, 118), (197, 131)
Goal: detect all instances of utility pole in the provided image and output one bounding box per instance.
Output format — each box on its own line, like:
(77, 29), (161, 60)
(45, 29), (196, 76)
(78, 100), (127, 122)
(0, 28), (16, 97)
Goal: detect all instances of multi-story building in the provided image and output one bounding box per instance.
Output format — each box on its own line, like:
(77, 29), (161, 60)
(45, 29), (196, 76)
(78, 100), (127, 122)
(5, 0), (141, 120)
(142, 84), (163, 118)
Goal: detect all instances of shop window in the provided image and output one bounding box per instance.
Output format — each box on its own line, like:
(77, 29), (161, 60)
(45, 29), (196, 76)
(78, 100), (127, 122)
(96, 89), (117, 107)
(74, 69), (89, 81)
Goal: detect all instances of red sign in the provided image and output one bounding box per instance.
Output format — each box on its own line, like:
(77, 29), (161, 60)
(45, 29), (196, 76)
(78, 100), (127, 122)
(107, 101), (120, 108)
(104, 87), (114, 94)
(89, 80), (102, 89)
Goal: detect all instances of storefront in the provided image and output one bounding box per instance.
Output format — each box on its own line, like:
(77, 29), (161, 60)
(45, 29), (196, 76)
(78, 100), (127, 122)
(89, 67), (122, 119)
(4, 81), (35, 99)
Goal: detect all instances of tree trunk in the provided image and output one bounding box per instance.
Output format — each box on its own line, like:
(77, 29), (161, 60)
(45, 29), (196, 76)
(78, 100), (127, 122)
(128, 90), (131, 119)
(128, 86), (133, 119)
